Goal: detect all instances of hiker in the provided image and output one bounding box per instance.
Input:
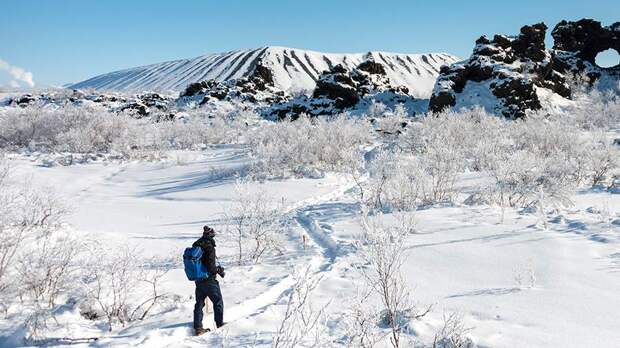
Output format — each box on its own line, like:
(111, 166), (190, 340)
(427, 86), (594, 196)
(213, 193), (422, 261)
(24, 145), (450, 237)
(190, 225), (226, 335)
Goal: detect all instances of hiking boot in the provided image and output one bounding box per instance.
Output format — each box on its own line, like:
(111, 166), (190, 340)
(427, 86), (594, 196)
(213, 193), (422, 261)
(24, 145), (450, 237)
(216, 322), (226, 328)
(195, 327), (210, 336)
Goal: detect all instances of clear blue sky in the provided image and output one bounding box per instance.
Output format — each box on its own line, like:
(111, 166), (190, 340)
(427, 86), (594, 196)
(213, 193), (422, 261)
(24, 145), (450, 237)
(1, 0), (618, 87)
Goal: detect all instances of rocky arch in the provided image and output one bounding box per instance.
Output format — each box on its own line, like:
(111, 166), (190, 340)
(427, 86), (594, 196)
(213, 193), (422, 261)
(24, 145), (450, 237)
(552, 19), (620, 71)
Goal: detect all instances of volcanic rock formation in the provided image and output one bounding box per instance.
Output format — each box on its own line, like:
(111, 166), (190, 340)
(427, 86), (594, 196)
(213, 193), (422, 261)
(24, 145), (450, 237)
(552, 19), (620, 79)
(177, 60), (288, 106)
(271, 60), (413, 119)
(429, 19), (619, 119)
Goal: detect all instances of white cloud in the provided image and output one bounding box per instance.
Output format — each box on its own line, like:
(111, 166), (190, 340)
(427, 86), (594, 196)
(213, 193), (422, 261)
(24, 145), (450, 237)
(0, 58), (35, 87)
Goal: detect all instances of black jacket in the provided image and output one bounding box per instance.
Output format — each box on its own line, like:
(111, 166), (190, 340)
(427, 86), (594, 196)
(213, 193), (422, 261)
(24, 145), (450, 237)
(192, 236), (218, 278)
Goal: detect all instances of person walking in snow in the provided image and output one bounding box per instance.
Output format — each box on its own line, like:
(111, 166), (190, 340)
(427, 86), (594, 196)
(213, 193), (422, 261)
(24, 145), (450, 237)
(192, 225), (225, 335)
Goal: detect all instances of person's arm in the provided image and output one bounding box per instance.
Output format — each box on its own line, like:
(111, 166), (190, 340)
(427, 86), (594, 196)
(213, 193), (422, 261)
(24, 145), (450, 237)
(203, 244), (218, 276)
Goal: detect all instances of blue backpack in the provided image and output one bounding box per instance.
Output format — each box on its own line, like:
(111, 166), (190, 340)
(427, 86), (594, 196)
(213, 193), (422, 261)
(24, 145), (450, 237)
(183, 247), (209, 281)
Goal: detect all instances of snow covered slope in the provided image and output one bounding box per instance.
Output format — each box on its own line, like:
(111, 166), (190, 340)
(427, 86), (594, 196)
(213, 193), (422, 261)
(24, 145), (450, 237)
(69, 46), (458, 98)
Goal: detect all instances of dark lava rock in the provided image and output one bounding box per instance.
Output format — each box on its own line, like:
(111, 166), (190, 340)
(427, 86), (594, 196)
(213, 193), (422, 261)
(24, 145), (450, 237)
(177, 60), (281, 105)
(512, 23), (548, 62)
(431, 18), (620, 119)
(551, 19), (620, 79)
(120, 102), (149, 117)
(138, 92), (171, 110)
(552, 19), (620, 66)
(14, 94), (37, 106)
(271, 59), (413, 119)
(253, 61), (274, 86)
(312, 64), (359, 108)
(180, 80), (218, 98)
(430, 22), (563, 118)
(357, 60), (387, 75)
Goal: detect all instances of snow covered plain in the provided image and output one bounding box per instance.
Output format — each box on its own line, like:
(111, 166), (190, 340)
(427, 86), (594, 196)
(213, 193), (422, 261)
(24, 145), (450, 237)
(0, 142), (618, 347)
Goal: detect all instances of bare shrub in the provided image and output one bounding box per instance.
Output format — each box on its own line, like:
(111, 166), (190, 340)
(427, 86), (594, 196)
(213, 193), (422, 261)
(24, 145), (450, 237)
(401, 110), (485, 204)
(586, 135), (620, 186)
(341, 288), (383, 348)
(485, 149), (576, 222)
(248, 114), (371, 177)
(432, 312), (475, 348)
(0, 170), (68, 308)
(128, 255), (175, 321)
(481, 116), (613, 218)
(16, 232), (81, 308)
(272, 266), (329, 348)
(358, 212), (428, 348)
(80, 245), (172, 331)
(364, 150), (422, 212)
(225, 181), (286, 265)
(0, 105), (248, 159)
(55, 110), (131, 153)
(0, 105), (120, 152)
(561, 77), (620, 130)
(0, 155), (17, 305)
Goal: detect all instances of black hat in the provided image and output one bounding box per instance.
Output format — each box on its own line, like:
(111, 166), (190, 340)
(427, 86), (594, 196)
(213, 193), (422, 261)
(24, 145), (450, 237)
(203, 225), (215, 236)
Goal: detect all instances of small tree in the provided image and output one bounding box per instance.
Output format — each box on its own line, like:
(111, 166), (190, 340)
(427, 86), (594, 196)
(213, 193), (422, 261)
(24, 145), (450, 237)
(587, 136), (619, 186)
(225, 181), (286, 265)
(358, 212), (429, 348)
(80, 245), (173, 331)
(16, 232), (81, 308)
(341, 287), (383, 348)
(272, 266), (329, 348)
(364, 150), (423, 212)
(0, 164), (68, 307)
(432, 312), (475, 348)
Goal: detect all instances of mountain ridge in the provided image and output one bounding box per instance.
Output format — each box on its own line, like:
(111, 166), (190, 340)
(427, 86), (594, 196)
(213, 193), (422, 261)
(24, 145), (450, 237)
(69, 46), (459, 98)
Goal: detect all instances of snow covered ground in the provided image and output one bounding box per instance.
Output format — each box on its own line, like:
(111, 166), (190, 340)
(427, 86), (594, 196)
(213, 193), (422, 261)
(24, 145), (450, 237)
(0, 143), (618, 347)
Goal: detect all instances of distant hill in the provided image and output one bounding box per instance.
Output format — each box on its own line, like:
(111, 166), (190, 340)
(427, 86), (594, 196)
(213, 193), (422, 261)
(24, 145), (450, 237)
(69, 46), (458, 98)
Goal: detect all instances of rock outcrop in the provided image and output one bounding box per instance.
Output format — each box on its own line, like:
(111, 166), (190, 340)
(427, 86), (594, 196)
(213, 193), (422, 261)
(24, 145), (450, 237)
(1, 90), (174, 118)
(271, 60), (413, 119)
(430, 19), (619, 119)
(430, 23), (569, 118)
(177, 60), (287, 106)
(312, 64), (361, 109)
(552, 19), (620, 79)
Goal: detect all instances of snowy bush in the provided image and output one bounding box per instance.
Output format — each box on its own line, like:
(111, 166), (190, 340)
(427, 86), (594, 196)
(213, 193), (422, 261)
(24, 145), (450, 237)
(561, 78), (620, 131)
(585, 134), (620, 186)
(390, 105), (620, 214)
(400, 111), (478, 203)
(0, 155), (15, 304)
(248, 114), (371, 177)
(79, 245), (174, 331)
(0, 105), (247, 159)
(363, 150), (423, 211)
(367, 101), (388, 118)
(432, 312), (475, 348)
(369, 104), (410, 142)
(16, 233), (81, 308)
(341, 288), (383, 348)
(357, 212), (428, 348)
(272, 266), (330, 348)
(225, 181), (287, 265)
(482, 116), (618, 215)
(0, 174), (68, 310)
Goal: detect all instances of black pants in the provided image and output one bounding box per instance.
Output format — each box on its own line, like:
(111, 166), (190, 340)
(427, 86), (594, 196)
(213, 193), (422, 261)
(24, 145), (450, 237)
(193, 277), (224, 329)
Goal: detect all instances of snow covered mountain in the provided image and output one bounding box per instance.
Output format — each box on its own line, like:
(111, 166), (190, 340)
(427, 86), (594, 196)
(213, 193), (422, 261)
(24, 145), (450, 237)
(69, 46), (459, 98)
